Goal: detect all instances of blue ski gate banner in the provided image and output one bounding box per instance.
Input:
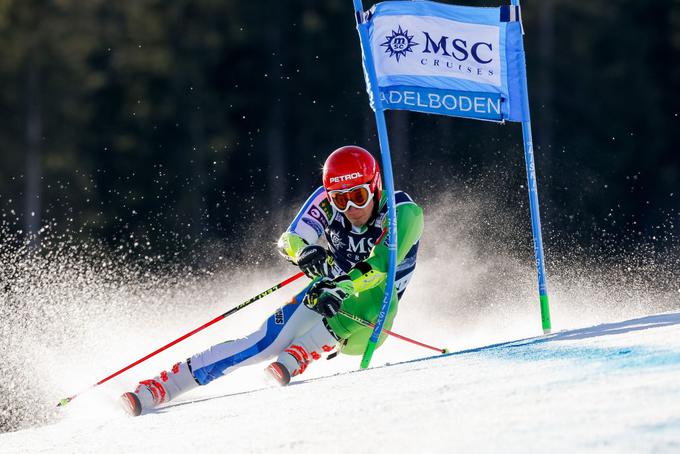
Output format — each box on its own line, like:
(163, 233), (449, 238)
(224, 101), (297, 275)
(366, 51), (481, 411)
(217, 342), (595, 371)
(352, 0), (552, 369)
(362, 2), (526, 122)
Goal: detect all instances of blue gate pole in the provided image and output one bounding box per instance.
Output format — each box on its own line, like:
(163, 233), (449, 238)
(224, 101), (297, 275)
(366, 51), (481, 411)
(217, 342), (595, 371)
(513, 0), (552, 333)
(351, 0), (399, 368)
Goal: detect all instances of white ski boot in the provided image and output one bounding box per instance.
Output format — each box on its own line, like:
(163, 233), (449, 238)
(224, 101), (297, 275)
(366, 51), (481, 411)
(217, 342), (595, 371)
(265, 321), (338, 386)
(120, 360), (199, 416)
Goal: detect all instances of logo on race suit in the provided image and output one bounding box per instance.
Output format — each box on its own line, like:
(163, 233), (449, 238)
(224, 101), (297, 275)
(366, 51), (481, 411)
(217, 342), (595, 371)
(319, 198), (334, 220)
(301, 217), (323, 237)
(306, 206), (329, 227)
(274, 309), (285, 325)
(329, 172), (363, 184)
(348, 236), (376, 254)
(372, 17), (501, 87)
(381, 26), (418, 62)
(329, 230), (346, 250)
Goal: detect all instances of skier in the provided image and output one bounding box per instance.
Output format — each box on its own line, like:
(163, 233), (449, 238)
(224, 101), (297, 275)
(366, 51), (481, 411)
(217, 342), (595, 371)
(120, 145), (424, 416)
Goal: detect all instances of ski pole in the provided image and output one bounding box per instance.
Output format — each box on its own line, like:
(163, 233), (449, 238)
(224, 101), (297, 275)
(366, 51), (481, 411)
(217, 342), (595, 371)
(338, 309), (448, 354)
(57, 271), (306, 407)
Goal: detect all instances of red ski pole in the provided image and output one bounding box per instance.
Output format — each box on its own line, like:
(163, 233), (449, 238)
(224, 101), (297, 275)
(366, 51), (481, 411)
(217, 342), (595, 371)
(338, 310), (448, 354)
(57, 272), (305, 407)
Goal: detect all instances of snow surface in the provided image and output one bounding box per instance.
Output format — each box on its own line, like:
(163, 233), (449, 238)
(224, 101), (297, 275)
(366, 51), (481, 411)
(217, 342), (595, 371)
(2, 312), (680, 453)
(2, 197), (678, 452)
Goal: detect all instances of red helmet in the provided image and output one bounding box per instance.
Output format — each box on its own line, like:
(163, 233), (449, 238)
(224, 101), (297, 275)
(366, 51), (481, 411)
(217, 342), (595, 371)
(323, 146), (382, 208)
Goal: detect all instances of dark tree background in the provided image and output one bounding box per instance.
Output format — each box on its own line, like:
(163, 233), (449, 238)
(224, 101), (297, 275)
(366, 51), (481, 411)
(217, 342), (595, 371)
(0, 0), (678, 263)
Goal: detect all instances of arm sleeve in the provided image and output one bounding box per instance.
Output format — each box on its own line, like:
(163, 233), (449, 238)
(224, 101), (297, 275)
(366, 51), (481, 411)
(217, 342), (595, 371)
(346, 202), (424, 292)
(277, 186), (334, 262)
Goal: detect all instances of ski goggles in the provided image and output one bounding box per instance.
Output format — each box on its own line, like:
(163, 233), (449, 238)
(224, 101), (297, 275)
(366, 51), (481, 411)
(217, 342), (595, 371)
(327, 184), (374, 212)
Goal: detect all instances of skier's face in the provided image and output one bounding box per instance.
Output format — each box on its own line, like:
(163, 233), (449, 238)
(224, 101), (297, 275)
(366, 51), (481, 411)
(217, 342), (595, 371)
(344, 199), (374, 227)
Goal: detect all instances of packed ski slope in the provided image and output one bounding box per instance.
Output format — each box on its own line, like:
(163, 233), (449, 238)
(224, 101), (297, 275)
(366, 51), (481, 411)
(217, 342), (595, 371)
(2, 196), (678, 451)
(2, 312), (679, 453)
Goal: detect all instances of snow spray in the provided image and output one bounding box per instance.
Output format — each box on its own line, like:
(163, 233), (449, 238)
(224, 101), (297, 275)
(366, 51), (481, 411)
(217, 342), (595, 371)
(1, 184), (678, 433)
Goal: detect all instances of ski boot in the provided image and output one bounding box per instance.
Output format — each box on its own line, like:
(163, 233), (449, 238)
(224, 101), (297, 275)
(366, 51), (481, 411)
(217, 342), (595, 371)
(265, 361), (292, 386)
(120, 360), (199, 416)
(265, 321), (338, 386)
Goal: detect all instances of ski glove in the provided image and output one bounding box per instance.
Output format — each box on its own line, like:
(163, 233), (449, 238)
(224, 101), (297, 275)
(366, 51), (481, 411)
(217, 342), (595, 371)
(303, 277), (352, 318)
(296, 245), (331, 279)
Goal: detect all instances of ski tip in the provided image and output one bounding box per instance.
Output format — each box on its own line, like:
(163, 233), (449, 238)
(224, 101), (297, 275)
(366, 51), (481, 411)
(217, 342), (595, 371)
(265, 362), (291, 386)
(120, 392), (143, 417)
